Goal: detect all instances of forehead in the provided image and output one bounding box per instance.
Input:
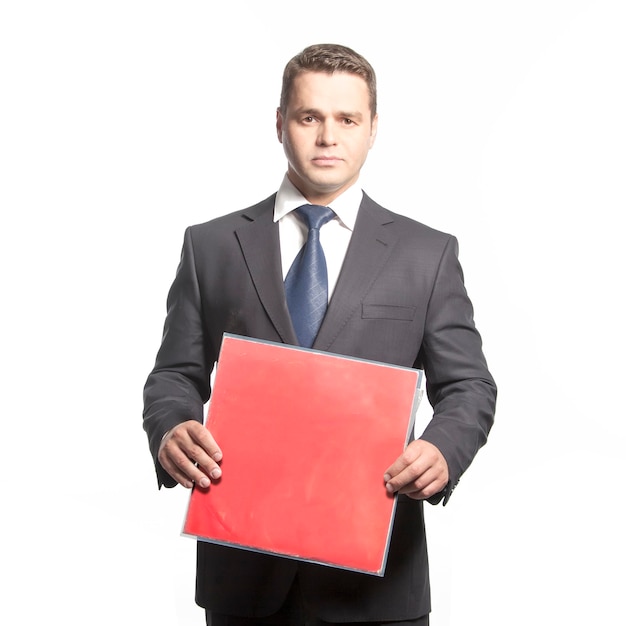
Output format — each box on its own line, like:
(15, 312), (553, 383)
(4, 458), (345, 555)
(288, 71), (371, 114)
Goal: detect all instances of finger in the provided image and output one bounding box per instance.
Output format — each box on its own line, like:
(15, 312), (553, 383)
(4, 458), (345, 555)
(159, 440), (214, 488)
(179, 425), (223, 482)
(159, 422), (223, 488)
(160, 458), (199, 489)
(383, 449), (416, 481)
(183, 438), (222, 481)
(384, 439), (448, 491)
(187, 422), (223, 463)
(402, 478), (448, 500)
(384, 461), (427, 495)
(397, 467), (442, 499)
(384, 447), (429, 493)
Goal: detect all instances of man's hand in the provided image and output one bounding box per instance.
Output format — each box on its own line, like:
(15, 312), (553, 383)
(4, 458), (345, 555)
(158, 420), (223, 489)
(383, 439), (449, 500)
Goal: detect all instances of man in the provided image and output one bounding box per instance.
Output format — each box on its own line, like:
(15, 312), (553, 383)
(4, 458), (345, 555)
(143, 43), (496, 625)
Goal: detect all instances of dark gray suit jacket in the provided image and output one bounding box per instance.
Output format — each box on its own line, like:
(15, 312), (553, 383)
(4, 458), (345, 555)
(143, 192), (496, 621)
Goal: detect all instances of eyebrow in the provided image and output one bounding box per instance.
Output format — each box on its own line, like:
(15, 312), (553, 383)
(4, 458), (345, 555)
(297, 108), (365, 121)
(338, 111), (364, 121)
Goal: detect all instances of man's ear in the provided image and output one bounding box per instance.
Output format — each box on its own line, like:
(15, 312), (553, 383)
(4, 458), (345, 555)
(276, 108), (284, 144)
(369, 113), (379, 149)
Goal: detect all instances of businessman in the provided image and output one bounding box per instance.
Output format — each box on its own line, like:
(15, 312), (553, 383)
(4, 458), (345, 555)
(143, 43), (496, 625)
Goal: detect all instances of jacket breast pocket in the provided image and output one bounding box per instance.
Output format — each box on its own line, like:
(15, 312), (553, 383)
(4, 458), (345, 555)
(361, 304), (416, 321)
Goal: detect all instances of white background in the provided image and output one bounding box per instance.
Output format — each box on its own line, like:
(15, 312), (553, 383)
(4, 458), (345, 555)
(1, 1), (624, 624)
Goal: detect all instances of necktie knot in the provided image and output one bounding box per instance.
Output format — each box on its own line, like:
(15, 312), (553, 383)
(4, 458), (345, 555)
(295, 204), (335, 232)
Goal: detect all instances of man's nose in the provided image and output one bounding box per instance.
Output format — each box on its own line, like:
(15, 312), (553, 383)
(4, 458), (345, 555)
(317, 122), (337, 146)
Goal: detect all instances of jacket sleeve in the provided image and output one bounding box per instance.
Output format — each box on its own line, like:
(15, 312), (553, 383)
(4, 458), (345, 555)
(417, 235), (497, 505)
(142, 227), (216, 488)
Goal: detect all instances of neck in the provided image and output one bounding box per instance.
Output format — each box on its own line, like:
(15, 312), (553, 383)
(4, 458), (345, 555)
(286, 173), (358, 207)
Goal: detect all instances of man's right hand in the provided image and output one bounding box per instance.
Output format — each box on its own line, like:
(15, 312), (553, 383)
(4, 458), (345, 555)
(157, 420), (223, 489)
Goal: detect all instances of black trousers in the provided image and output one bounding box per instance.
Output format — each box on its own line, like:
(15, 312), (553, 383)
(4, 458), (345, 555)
(206, 574), (429, 626)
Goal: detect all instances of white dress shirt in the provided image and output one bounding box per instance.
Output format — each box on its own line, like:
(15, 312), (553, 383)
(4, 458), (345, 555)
(273, 174), (362, 301)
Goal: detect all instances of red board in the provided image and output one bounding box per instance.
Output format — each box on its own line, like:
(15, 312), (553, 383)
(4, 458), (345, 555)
(182, 333), (423, 575)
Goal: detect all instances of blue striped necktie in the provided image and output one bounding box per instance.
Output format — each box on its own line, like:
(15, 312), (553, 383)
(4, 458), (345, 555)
(284, 204), (336, 348)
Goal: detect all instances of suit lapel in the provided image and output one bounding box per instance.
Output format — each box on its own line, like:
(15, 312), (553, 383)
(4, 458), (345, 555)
(234, 193), (397, 351)
(314, 194), (398, 351)
(234, 197), (298, 345)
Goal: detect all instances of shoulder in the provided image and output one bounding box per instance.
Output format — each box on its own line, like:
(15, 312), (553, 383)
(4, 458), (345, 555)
(185, 194), (277, 239)
(361, 192), (457, 248)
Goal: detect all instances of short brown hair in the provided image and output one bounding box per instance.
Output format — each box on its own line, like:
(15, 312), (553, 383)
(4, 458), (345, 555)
(279, 43), (377, 117)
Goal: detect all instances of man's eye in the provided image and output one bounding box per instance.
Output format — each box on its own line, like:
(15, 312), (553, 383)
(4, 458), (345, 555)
(344, 118), (354, 125)
(303, 116), (315, 123)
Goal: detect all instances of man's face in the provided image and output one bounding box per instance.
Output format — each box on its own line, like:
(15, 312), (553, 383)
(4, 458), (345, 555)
(276, 71), (378, 205)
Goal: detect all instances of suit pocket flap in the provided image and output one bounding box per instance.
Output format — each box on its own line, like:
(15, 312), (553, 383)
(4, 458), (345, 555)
(361, 304), (416, 321)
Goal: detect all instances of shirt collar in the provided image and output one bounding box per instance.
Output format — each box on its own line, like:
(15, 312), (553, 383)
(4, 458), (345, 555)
(273, 174), (363, 231)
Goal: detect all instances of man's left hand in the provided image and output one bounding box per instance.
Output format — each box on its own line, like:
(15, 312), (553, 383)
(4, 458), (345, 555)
(383, 440), (449, 500)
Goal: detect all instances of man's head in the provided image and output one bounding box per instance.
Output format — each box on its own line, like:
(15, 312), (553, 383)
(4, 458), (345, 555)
(276, 44), (379, 205)
(279, 43), (377, 119)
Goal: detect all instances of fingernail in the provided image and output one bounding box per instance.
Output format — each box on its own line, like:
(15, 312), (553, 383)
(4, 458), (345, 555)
(383, 474), (391, 482)
(213, 451), (223, 462)
(199, 477), (210, 488)
(210, 468), (222, 480)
